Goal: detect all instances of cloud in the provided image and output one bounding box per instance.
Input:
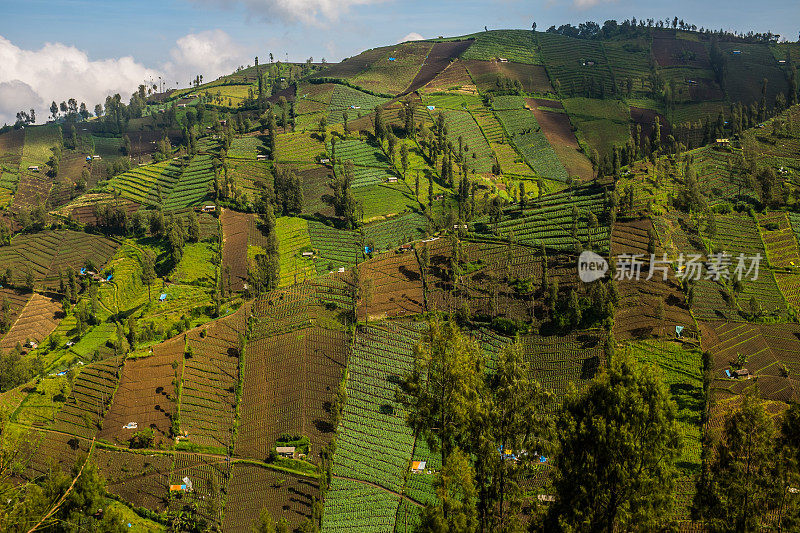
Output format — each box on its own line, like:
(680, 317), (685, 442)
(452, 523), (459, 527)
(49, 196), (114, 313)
(0, 30), (249, 126)
(163, 30), (248, 85)
(0, 35), (158, 125)
(398, 32), (425, 43)
(189, 0), (389, 26)
(572, 0), (616, 8)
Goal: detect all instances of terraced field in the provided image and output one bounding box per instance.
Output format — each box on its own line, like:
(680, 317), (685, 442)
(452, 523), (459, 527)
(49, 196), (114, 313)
(537, 32), (615, 97)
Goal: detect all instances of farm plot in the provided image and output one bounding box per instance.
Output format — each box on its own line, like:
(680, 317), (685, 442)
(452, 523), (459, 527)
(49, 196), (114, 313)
(537, 32), (614, 97)
(440, 110), (494, 173)
(528, 100), (592, 180)
(0, 128), (24, 192)
(706, 213), (767, 259)
(163, 153), (215, 210)
(471, 108), (505, 143)
(328, 138), (393, 188)
(226, 158), (270, 198)
(352, 41), (432, 95)
(353, 182), (418, 222)
(94, 448), (172, 512)
(358, 249), (424, 320)
(99, 335), (182, 446)
(307, 221), (362, 274)
(169, 452), (230, 524)
(420, 59), (476, 94)
(0, 287), (31, 335)
(228, 136), (265, 160)
(522, 330), (604, 396)
(12, 375), (68, 427)
(276, 132), (325, 163)
(0, 293), (61, 354)
(275, 217), (317, 286)
(470, 184), (611, 252)
(621, 340), (704, 468)
(718, 42), (788, 106)
(23, 429), (92, 480)
(296, 82), (337, 116)
(463, 60), (551, 94)
(61, 194), (140, 226)
(108, 160), (173, 205)
(332, 321), (421, 493)
(364, 211), (428, 252)
(603, 38), (653, 95)
(611, 219), (695, 341)
(404, 41), (474, 94)
(0, 229), (118, 288)
(235, 326), (348, 460)
(221, 209), (251, 292)
(51, 355), (124, 439)
(758, 212), (800, 268)
(322, 476), (401, 533)
(493, 103), (569, 181)
(652, 35), (711, 69)
(703, 322), (800, 403)
(223, 463), (319, 533)
(459, 30), (541, 64)
(326, 85), (390, 125)
(630, 107), (672, 143)
(298, 165), (334, 217)
(561, 97), (631, 157)
(311, 45), (394, 81)
(180, 307), (246, 450)
(775, 272), (800, 307)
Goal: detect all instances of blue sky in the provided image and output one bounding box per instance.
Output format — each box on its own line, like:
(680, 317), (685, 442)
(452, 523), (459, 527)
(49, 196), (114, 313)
(0, 0), (797, 125)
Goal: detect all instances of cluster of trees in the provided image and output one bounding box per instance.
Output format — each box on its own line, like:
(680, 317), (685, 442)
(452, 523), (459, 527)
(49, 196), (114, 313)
(545, 17), (783, 43)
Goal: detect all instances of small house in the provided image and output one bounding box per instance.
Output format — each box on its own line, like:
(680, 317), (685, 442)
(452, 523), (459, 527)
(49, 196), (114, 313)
(779, 60), (787, 64)
(276, 446), (296, 459)
(410, 461), (427, 474)
(158, 109), (165, 113)
(337, 267), (346, 273)
(201, 205), (216, 213)
(169, 485), (187, 492)
(498, 57), (508, 63)
(387, 176), (398, 183)
(715, 138), (730, 147)
(732, 50), (742, 55)
(256, 154), (268, 161)
(122, 422), (138, 430)
(177, 103), (187, 108)
(301, 250), (315, 258)
(159, 293), (167, 303)
(734, 368), (751, 379)
(537, 495), (556, 502)
(399, 243), (413, 253)
(27, 165), (39, 171)
(92, 155), (102, 160)
(320, 158), (331, 164)
(433, 194), (444, 201)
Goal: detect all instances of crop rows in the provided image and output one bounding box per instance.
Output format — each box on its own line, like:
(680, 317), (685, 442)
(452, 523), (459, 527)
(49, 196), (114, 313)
(493, 103), (568, 181)
(351, 41), (433, 95)
(363, 211), (428, 252)
(94, 448), (172, 511)
(276, 132), (324, 163)
(170, 452), (230, 524)
(326, 85), (389, 125)
(440, 110), (494, 173)
(308, 221), (363, 273)
(470, 186), (610, 252)
(537, 32), (615, 96)
(109, 162), (171, 204)
(180, 308), (245, 449)
(758, 212), (800, 268)
(330, 139), (393, 188)
(274, 216), (316, 287)
(332, 322), (422, 493)
(521, 331), (604, 396)
(322, 477), (402, 533)
(459, 30), (542, 64)
(163, 153), (215, 210)
(51, 355), (124, 438)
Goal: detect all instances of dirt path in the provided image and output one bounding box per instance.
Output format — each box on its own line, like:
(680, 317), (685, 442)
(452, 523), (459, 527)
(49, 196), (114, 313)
(331, 474), (423, 507)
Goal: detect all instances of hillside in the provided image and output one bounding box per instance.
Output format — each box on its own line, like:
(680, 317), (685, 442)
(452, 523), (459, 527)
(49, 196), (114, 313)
(0, 24), (800, 532)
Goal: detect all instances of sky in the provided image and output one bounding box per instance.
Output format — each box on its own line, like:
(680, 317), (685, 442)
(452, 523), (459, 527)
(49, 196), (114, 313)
(0, 0), (797, 125)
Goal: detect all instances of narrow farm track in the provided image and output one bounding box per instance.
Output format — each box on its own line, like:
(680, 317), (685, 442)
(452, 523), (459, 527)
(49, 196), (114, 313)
(332, 474), (423, 508)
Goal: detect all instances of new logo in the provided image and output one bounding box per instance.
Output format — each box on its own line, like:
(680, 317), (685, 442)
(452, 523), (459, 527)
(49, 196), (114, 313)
(578, 251), (608, 283)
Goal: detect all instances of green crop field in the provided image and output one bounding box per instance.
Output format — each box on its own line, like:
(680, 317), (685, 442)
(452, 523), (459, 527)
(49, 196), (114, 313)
(440, 110), (494, 173)
(562, 97), (631, 156)
(351, 41), (432, 94)
(457, 30), (542, 64)
(275, 216), (316, 286)
(538, 32), (615, 97)
(326, 85), (390, 125)
(493, 99), (569, 180)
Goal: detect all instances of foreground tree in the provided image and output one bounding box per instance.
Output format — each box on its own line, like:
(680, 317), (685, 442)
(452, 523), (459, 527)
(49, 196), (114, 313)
(546, 351), (681, 532)
(397, 319), (484, 466)
(419, 448), (479, 533)
(700, 393), (777, 532)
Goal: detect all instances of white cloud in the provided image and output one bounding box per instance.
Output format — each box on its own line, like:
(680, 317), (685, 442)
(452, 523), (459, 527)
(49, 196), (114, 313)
(163, 30), (248, 86)
(0, 31), (249, 126)
(0, 35), (159, 126)
(398, 32), (425, 43)
(572, 0), (615, 8)
(189, 0), (389, 26)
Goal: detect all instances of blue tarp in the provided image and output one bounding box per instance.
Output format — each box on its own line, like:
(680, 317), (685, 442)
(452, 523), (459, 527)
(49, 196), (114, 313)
(725, 369), (732, 378)
(364, 246), (372, 254)
(106, 274), (113, 281)
(427, 105), (435, 110)
(675, 325), (684, 337)
(388, 57), (396, 61)
(80, 268), (86, 275)
(159, 293), (167, 301)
